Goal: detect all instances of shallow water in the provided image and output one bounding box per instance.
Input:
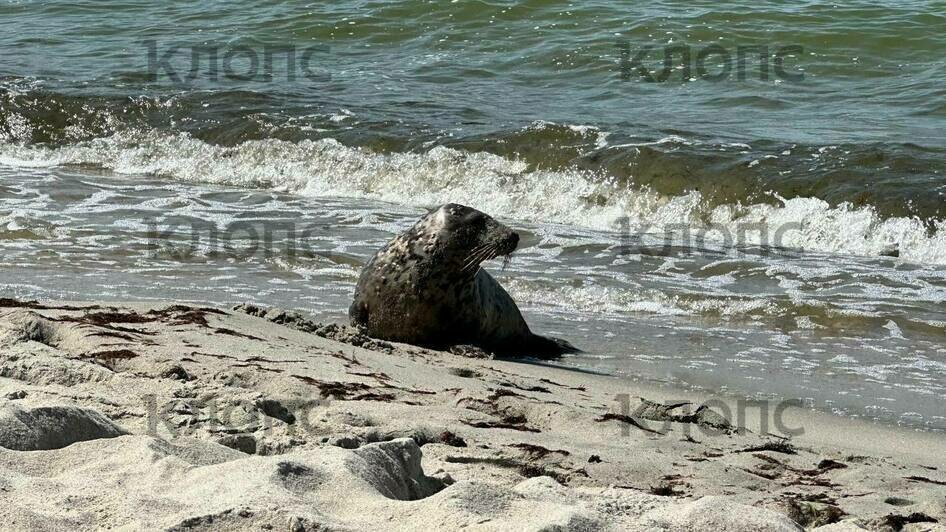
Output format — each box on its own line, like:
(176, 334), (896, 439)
(1, 1), (945, 431)
(1, 166), (944, 432)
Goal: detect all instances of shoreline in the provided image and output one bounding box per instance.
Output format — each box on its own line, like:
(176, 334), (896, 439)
(1, 299), (945, 530)
(532, 359), (946, 462)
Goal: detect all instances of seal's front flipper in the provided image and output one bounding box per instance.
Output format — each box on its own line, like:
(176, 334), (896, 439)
(520, 334), (581, 359)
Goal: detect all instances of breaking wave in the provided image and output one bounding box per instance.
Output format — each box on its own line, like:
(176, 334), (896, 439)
(0, 128), (944, 264)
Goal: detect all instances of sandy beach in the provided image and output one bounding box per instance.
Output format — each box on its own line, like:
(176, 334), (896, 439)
(3, 0), (946, 530)
(1, 298), (944, 531)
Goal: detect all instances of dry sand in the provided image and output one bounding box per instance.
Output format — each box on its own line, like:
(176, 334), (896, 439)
(0, 299), (944, 531)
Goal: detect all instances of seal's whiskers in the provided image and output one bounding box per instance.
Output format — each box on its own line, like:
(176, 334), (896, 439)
(461, 244), (490, 264)
(466, 243), (496, 264)
(462, 248), (493, 273)
(462, 244), (497, 273)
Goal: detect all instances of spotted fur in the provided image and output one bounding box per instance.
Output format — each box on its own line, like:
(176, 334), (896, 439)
(349, 203), (576, 357)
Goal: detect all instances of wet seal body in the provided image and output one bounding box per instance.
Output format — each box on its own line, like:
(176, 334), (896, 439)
(350, 204), (576, 357)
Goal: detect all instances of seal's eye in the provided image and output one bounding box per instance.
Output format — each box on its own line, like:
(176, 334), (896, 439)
(463, 213), (488, 233)
(436, 204), (491, 238)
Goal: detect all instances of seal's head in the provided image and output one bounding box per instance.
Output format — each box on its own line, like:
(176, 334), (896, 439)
(412, 203), (519, 275)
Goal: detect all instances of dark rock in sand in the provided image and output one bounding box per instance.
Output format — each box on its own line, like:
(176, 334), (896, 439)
(0, 404), (127, 451)
(161, 364), (194, 381)
(216, 433), (258, 455)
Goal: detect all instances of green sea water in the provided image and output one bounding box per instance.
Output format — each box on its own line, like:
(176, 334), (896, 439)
(2, 0), (946, 218)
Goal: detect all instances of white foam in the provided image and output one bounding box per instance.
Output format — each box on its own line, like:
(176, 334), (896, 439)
(882, 319), (906, 340)
(1, 130), (944, 265)
(503, 278), (782, 320)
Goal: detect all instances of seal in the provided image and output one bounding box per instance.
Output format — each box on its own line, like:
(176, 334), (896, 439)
(350, 203), (577, 357)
